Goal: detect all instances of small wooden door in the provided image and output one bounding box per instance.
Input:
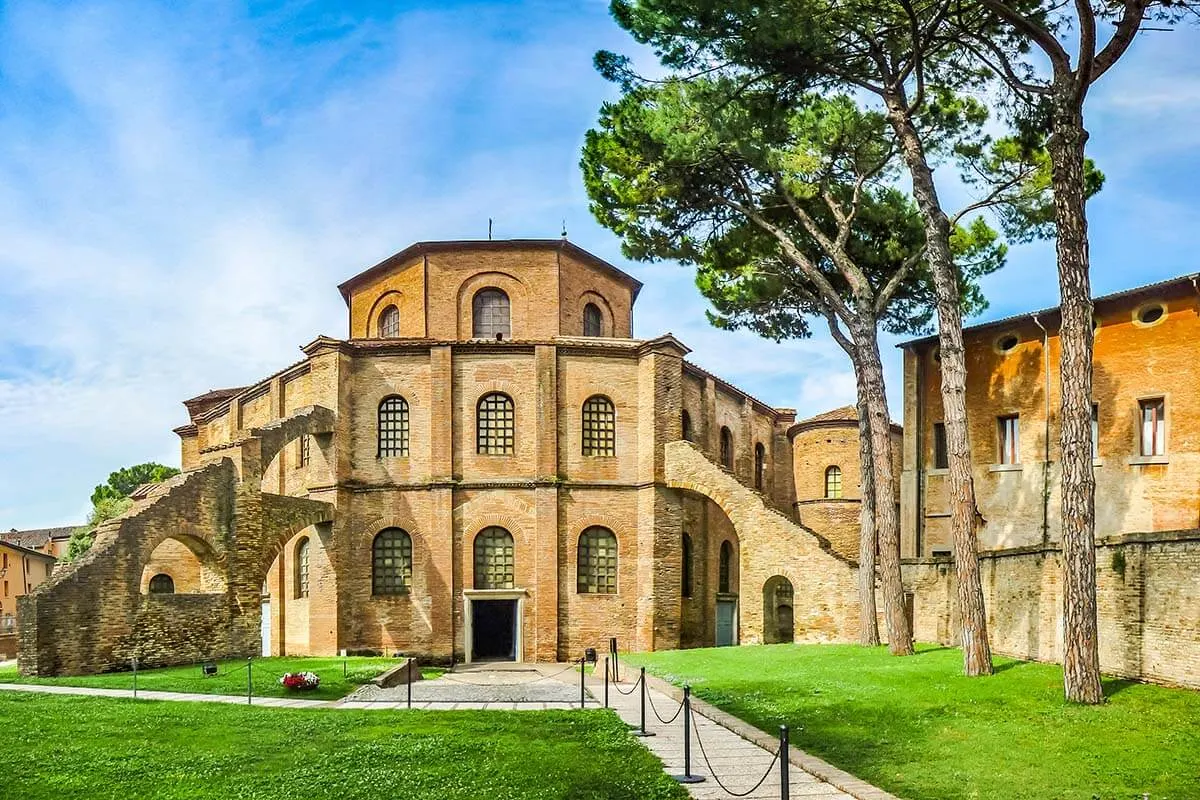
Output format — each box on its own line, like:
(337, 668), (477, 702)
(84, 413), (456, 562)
(716, 600), (738, 646)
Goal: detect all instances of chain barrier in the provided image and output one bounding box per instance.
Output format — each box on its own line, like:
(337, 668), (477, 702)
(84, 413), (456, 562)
(611, 668), (641, 696)
(646, 683), (685, 725)
(690, 706), (781, 798)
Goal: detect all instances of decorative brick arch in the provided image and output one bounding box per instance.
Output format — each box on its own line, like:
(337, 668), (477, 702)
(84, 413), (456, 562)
(365, 290), (405, 338)
(455, 270), (528, 339)
(578, 290), (615, 337)
(252, 405), (336, 482)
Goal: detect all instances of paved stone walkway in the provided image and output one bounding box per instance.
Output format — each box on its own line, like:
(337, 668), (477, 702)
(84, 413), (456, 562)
(600, 667), (897, 800)
(340, 662), (600, 710)
(0, 682), (331, 708)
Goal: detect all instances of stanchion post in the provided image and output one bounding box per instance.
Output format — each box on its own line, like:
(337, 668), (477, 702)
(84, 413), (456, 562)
(631, 667), (655, 737)
(603, 656), (609, 709)
(579, 658), (586, 710)
(673, 685), (705, 784)
(780, 725), (790, 800)
(131, 657), (138, 699)
(247, 657), (253, 706)
(407, 658), (413, 709)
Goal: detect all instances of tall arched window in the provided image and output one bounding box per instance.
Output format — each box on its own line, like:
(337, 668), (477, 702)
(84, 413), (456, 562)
(474, 527), (515, 589)
(378, 305), (400, 338)
(294, 537), (310, 599)
(148, 573), (174, 594)
(582, 395), (616, 456)
(681, 410), (692, 442)
(825, 465), (843, 499)
(681, 533), (693, 598)
(719, 540), (734, 594)
(720, 426), (734, 469)
(378, 396), (410, 457)
(577, 527), (618, 594)
(372, 528), (413, 595)
(477, 393), (515, 455)
(754, 443), (766, 490)
(583, 303), (603, 336)
(473, 288), (511, 338)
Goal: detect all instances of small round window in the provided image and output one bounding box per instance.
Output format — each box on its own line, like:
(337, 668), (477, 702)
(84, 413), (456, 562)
(1135, 303), (1166, 326)
(996, 334), (1020, 354)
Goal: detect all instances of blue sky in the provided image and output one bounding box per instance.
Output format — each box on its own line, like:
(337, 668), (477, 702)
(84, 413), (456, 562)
(1, 1), (1197, 529)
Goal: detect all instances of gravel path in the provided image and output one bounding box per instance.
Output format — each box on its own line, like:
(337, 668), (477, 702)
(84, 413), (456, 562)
(341, 662), (600, 708)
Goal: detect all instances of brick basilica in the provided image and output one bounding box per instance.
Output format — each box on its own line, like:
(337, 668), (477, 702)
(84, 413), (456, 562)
(19, 239), (867, 674)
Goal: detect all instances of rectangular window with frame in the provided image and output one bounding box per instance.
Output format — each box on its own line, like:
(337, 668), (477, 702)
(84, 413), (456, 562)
(932, 422), (948, 470)
(1139, 397), (1166, 456)
(298, 435), (310, 468)
(997, 415), (1020, 465)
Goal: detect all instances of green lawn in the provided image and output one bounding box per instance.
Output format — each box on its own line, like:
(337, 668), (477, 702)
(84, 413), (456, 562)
(0, 692), (686, 800)
(0, 656), (434, 701)
(629, 643), (1200, 800)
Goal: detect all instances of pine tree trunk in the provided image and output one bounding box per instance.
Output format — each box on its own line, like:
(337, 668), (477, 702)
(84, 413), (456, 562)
(855, 365), (881, 646)
(1049, 93), (1104, 705)
(886, 101), (993, 675)
(851, 317), (913, 655)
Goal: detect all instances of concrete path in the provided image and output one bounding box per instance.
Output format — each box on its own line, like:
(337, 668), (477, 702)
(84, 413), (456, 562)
(600, 667), (898, 800)
(0, 682), (332, 708)
(340, 662), (600, 710)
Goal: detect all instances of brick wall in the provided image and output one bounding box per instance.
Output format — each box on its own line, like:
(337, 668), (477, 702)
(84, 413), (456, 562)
(904, 529), (1200, 688)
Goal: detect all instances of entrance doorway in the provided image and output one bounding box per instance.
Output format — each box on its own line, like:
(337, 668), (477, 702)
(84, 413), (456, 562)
(716, 599), (738, 646)
(260, 600), (271, 657)
(471, 599), (517, 661)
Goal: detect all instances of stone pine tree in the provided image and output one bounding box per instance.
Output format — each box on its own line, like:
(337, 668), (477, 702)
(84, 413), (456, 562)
(598, 0), (1085, 677)
(943, 0), (1169, 703)
(582, 81), (1005, 654)
(66, 462), (180, 561)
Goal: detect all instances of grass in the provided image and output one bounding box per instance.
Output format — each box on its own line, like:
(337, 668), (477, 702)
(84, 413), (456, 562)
(628, 643), (1200, 800)
(0, 692), (687, 800)
(0, 656), (437, 701)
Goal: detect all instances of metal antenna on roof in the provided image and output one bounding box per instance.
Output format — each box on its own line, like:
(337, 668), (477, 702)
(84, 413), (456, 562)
(488, 218), (493, 240)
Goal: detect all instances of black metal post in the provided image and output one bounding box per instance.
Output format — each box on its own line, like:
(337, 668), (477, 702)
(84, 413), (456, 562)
(247, 657), (253, 705)
(673, 685), (705, 783)
(603, 656), (609, 709)
(343, 659), (347, 678)
(631, 667), (655, 737)
(610, 637), (619, 682)
(579, 658), (586, 710)
(131, 657), (138, 699)
(407, 658), (413, 709)
(780, 725), (790, 800)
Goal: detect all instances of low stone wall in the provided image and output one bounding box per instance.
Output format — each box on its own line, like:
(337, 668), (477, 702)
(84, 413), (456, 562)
(904, 529), (1200, 688)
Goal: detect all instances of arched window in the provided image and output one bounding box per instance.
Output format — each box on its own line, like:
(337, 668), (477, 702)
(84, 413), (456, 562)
(378, 396), (410, 457)
(754, 443), (766, 490)
(577, 527), (618, 594)
(474, 527), (515, 589)
(294, 537), (310, 599)
(583, 303), (603, 337)
(582, 395), (616, 456)
(378, 304), (400, 338)
(681, 410), (692, 442)
(477, 393), (515, 454)
(473, 288), (511, 339)
(148, 573), (174, 594)
(681, 533), (693, 598)
(720, 426), (734, 469)
(719, 540), (734, 594)
(825, 466), (843, 499)
(372, 528), (413, 595)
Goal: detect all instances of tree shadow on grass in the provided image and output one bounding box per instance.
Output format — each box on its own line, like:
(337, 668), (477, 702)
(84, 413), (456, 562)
(1102, 677), (1139, 698)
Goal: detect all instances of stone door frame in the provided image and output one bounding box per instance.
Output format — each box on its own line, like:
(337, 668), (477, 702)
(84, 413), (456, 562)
(463, 588), (527, 664)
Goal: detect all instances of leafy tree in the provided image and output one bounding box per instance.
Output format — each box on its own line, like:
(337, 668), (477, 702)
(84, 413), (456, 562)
(945, 0), (1187, 704)
(592, 0), (1087, 674)
(64, 462), (179, 562)
(583, 76), (1005, 653)
(90, 463), (180, 506)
